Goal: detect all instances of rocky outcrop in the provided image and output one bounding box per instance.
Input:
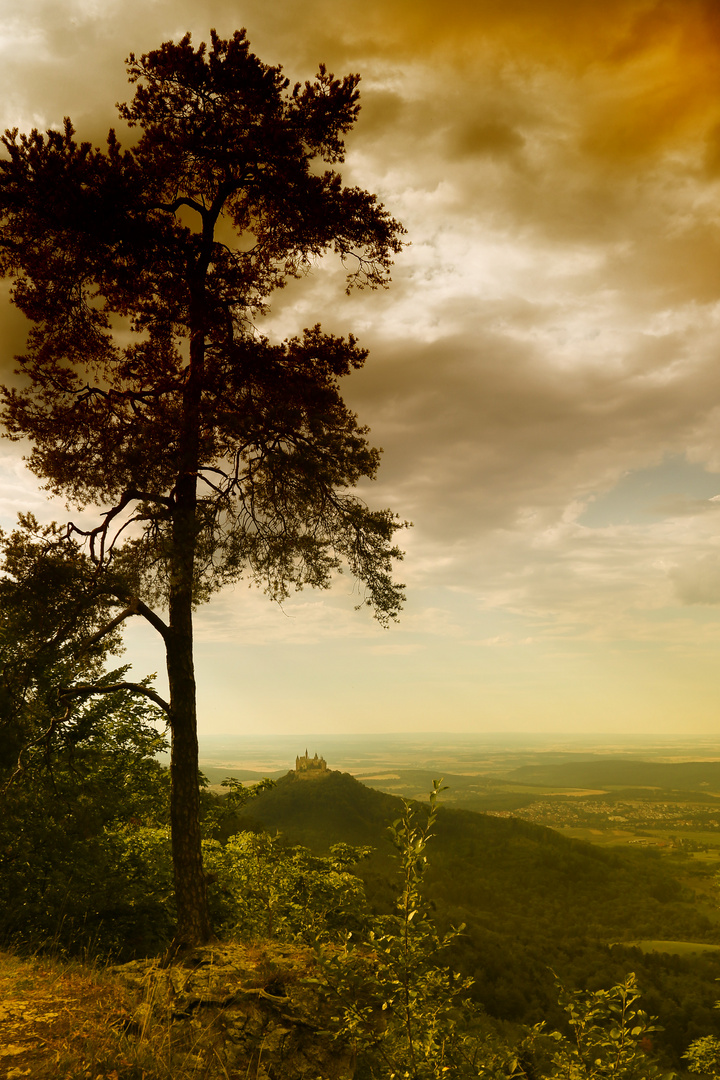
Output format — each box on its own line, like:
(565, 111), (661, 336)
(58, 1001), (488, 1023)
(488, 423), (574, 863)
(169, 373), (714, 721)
(111, 941), (354, 1079)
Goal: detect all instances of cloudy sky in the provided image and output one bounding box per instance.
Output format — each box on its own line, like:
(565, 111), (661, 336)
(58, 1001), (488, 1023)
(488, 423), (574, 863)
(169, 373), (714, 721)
(2, 0), (720, 740)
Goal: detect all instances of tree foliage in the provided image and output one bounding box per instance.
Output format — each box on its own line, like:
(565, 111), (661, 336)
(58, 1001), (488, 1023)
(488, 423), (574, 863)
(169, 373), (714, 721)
(684, 1033), (720, 1076)
(0, 31), (406, 613)
(205, 832), (373, 942)
(0, 29), (406, 946)
(0, 695), (171, 958)
(0, 516), (167, 784)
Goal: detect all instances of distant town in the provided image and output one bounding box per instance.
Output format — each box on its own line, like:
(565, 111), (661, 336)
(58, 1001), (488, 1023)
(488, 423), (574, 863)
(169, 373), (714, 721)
(487, 798), (720, 850)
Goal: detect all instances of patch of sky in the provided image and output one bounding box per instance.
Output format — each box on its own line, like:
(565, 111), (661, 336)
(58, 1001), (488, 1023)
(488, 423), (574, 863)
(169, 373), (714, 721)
(642, 604), (720, 624)
(579, 455), (720, 527)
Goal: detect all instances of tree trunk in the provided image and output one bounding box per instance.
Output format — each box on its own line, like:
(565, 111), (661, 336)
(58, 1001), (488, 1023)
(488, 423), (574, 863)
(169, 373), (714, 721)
(165, 285), (214, 948)
(166, 580), (214, 947)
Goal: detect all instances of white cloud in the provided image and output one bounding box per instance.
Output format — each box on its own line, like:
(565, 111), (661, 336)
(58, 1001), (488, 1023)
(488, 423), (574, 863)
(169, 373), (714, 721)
(5, 1), (720, 732)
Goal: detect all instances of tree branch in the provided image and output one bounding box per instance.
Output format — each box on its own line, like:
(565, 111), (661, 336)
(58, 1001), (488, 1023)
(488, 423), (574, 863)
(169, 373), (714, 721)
(113, 593), (171, 641)
(76, 593), (169, 656)
(1, 703), (73, 794)
(59, 681), (171, 714)
(68, 487), (172, 563)
(151, 196), (207, 217)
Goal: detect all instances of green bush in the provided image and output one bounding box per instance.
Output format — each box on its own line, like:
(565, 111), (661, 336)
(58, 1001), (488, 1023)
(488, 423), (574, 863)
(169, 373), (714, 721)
(205, 830), (372, 941)
(0, 697), (171, 958)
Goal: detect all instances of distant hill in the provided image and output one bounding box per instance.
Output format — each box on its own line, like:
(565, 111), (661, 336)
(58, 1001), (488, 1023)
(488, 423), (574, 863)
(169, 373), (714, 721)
(232, 769), (403, 849)
(199, 766), (289, 786)
(233, 770), (717, 944)
(505, 758), (720, 791)
(228, 767), (720, 1061)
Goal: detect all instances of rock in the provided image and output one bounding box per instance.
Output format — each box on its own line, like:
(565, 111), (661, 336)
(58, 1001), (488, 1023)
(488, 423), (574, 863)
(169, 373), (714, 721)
(111, 941), (355, 1078)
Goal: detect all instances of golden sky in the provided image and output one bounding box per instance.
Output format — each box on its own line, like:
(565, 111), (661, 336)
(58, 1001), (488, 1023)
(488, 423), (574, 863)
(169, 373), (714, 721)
(2, 0), (720, 739)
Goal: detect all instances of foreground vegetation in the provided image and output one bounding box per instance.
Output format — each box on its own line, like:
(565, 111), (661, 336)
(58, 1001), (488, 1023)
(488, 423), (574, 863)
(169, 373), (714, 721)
(0, 771), (686, 1079)
(6, 715), (720, 1077)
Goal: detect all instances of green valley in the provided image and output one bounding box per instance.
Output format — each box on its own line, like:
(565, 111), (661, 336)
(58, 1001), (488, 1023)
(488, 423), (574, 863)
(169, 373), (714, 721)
(223, 766), (720, 1065)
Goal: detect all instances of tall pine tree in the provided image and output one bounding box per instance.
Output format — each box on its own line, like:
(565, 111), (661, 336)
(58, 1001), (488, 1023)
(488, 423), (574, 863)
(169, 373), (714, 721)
(0, 30), (406, 947)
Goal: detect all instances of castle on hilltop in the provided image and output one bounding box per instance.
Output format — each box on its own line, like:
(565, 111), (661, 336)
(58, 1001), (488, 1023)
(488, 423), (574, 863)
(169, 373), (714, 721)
(295, 749), (328, 777)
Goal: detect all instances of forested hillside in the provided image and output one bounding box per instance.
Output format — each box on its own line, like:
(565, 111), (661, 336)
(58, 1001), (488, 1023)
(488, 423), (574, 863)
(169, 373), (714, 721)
(233, 770), (720, 1059)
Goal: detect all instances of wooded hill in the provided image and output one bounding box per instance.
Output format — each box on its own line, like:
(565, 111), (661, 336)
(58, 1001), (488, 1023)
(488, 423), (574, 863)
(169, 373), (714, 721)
(229, 769), (720, 1061)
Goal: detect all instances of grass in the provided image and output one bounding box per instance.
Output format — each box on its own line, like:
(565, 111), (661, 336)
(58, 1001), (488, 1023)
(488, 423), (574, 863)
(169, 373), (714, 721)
(0, 941), (351, 1080)
(0, 948), (205, 1079)
(0, 948), (132, 1078)
(0, 947), (259, 1079)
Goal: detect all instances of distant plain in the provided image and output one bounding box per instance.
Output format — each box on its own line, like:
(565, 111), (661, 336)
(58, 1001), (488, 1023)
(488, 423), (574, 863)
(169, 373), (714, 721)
(181, 733), (720, 862)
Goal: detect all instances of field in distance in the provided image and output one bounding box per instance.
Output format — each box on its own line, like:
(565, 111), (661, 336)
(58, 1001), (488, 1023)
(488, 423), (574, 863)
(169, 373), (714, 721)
(354, 755), (720, 862)
(192, 734), (720, 861)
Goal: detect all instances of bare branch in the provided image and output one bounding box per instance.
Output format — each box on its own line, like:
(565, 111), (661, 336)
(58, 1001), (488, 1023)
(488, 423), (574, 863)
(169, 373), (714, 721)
(75, 603), (139, 655)
(67, 487), (172, 564)
(113, 593), (170, 640)
(75, 592), (168, 653)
